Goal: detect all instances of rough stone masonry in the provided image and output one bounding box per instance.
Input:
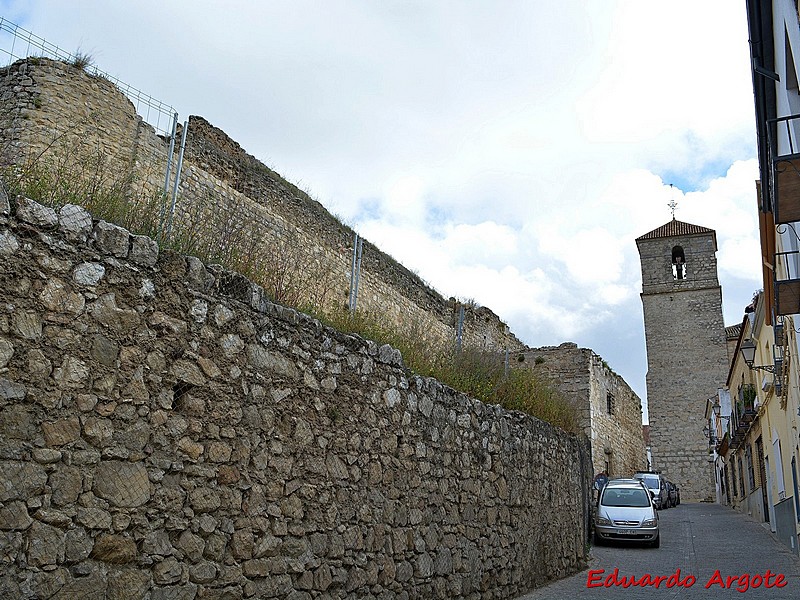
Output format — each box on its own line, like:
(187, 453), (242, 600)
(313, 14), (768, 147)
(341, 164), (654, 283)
(0, 191), (591, 599)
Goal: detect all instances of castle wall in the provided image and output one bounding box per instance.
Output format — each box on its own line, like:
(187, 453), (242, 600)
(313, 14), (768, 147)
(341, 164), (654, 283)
(0, 195), (591, 599)
(516, 343), (646, 478)
(0, 58), (523, 359)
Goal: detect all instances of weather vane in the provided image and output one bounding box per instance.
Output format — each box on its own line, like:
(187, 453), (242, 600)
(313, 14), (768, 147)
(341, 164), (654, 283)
(667, 184), (678, 219)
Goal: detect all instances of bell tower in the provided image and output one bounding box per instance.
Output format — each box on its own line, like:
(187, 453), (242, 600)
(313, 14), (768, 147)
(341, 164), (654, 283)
(636, 218), (728, 501)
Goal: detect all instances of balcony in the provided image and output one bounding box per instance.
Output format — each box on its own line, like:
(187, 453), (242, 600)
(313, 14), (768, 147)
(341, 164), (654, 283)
(773, 155), (800, 224)
(729, 384), (757, 450)
(716, 430), (730, 455)
(774, 251), (800, 315)
(770, 114), (800, 224)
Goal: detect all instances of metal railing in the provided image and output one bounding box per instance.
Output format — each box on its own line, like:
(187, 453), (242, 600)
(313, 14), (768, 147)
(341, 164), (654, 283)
(0, 17), (176, 138)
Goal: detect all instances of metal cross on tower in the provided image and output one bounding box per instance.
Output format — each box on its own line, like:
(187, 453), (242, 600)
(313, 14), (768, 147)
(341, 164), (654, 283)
(668, 184), (678, 219)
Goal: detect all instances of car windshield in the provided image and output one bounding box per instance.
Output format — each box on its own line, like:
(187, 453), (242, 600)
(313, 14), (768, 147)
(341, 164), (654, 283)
(602, 488), (651, 508)
(638, 478), (659, 489)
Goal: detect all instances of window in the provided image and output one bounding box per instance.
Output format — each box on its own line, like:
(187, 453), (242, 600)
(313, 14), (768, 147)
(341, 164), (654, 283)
(739, 457), (746, 496)
(671, 246), (686, 280)
(730, 458), (738, 498)
(746, 444), (756, 491)
(771, 434), (785, 496)
(786, 28), (799, 93)
(606, 392), (615, 415)
(601, 487), (650, 508)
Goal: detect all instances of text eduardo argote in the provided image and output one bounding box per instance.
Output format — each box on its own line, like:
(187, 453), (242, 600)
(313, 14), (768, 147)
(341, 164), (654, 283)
(586, 568), (788, 592)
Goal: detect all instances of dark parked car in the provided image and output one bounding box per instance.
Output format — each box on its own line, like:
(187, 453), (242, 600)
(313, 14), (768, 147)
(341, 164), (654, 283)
(667, 481), (680, 506)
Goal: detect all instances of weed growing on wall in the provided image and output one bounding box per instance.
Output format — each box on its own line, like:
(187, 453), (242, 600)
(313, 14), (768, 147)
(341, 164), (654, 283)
(70, 50), (95, 73)
(321, 307), (578, 433)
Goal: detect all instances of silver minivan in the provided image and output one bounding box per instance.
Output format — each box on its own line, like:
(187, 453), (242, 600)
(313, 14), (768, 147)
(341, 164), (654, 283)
(633, 471), (668, 510)
(594, 479), (660, 547)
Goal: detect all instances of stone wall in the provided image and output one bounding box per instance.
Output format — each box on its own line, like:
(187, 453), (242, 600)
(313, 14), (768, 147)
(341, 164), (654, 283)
(0, 193), (592, 599)
(516, 343), (646, 478)
(0, 57), (524, 360)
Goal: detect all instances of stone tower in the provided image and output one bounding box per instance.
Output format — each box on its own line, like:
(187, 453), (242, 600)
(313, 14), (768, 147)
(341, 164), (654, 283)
(636, 219), (728, 501)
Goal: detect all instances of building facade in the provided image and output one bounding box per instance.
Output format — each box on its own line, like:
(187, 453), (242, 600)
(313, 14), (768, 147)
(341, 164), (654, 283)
(715, 290), (800, 554)
(636, 219), (729, 501)
(720, 0), (800, 554)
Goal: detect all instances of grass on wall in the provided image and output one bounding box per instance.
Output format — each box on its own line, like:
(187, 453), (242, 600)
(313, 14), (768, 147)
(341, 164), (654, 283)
(1, 122), (578, 434)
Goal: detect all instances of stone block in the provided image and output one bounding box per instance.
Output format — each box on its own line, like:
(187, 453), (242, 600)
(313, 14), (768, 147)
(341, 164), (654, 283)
(152, 556), (182, 585)
(93, 220), (130, 257)
(0, 377), (26, 400)
(65, 528), (94, 562)
(129, 234), (159, 267)
(76, 507), (112, 530)
(16, 196), (57, 228)
(93, 460), (151, 507)
(50, 465), (83, 506)
(73, 261), (106, 286)
(247, 343), (299, 379)
(0, 230), (19, 257)
(0, 461), (47, 501)
(59, 204), (93, 243)
(142, 530), (173, 556)
(27, 521), (65, 567)
(106, 568), (151, 600)
(176, 530), (204, 562)
(89, 293), (140, 334)
(0, 501), (32, 530)
(92, 533), (137, 564)
(189, 487), (221, 513)
(0, 404), (35, 441)
(40, 278), (85, 314)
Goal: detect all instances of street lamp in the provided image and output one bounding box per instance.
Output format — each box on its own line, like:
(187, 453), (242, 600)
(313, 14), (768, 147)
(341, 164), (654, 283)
(739, 339), (776, 373)
(711, 399), (730, 421)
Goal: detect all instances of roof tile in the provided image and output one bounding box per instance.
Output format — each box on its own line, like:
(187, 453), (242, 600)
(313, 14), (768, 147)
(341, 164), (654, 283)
(636, 219), (716, 241)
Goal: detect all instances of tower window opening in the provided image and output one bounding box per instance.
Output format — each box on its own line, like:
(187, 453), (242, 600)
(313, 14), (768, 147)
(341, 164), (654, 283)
(606, 392), (615, 415)
(672, 246), (686, 280)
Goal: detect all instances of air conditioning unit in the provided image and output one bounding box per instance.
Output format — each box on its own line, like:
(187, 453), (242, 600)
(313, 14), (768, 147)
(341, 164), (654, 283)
(762, 375), (773, 393)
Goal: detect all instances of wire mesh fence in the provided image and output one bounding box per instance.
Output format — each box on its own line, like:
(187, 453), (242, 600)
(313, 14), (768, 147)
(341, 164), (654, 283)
(0, 17), (176, 138)
(0, 16), (185, 253)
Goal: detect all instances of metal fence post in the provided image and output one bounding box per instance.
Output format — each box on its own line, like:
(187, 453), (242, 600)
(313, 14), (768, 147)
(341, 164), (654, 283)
(160, 112), (179, 239)
(165, 120), (189, 242)
(348, 232), (363, 312)
(456, 305), (465, 353)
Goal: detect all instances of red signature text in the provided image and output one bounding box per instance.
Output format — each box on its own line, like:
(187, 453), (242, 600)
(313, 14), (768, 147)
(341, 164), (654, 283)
(704, 569), (786, 592)
(586, 568), (787, 592)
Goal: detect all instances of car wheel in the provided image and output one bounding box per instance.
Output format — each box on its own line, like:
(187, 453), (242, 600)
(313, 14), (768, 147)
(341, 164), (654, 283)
(651, 534), (660, 549)
(593, 531), (603, 546)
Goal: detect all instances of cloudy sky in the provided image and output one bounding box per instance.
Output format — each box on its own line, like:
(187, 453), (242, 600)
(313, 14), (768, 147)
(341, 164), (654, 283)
(0, 1), (763, 421)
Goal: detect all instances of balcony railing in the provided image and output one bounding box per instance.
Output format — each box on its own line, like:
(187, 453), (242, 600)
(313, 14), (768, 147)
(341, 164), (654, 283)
(774, 250), (800, 316)
(773, 156), (800, 223)
(729, 384), (757, 450)
(770, 114), (800, 224)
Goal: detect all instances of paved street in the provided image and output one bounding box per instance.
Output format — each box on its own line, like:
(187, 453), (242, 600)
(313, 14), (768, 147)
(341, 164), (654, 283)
(516, 503), (800, 599)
